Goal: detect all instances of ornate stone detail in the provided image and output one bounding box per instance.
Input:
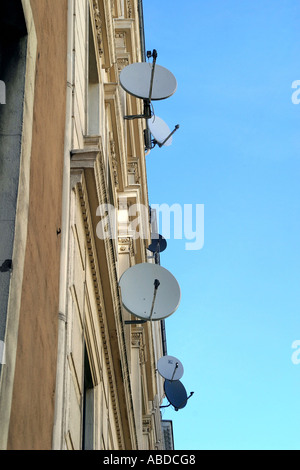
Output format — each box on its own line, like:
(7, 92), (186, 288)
(92, 0), (104, 57)
(73, 174), (126, 447)
(131, 331), (143, 348)
(115, 31), (126, 52)
(69, 140), (134, 450)
(118, 237), (134, 256)
(110, 134), (119, 187)
(128, 161), (140, 185)
(93, 143), (139, 449)
(117, 57), (129, 72)
(115, 31), (126, 39)
(126, 0), (133, 18)
(143, 416), (152, 435)
(131, 328), (146, 364)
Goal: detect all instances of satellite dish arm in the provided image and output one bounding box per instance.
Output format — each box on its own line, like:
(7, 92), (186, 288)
(171, 362), (179, 381)
(160, 391), (194, 412)
(157, 124), (180, 148)
(148, 49), (158, 101)
(175, 392), (194, 412)
(149, 279), (161, 320)
(160, 402), (171, 409)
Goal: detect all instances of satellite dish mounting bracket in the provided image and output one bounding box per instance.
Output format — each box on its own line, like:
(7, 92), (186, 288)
(160, 391), (194, 412)
(124, 50), (157, 121)
(125, 319), (147, 325)
(124, 99), (153, 121)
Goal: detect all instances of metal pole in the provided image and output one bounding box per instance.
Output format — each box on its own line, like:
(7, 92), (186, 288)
(158, 124), (180, 147)
(148, 50), (157, 101)
(171, 362), (179, 381)
(149, 278), (160, 320)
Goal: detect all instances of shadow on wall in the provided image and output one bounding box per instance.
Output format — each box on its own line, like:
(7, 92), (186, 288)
(0, 0), (27, 345)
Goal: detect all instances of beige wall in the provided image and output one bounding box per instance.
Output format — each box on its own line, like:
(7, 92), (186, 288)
(1, 0), (167, 451)
(4, 0), (68, 450)
(58, 0), (166, 450)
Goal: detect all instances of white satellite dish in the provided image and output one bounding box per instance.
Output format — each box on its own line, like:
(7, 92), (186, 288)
(147, 116), (174, 147)
(119, 263), (181, 322)
(157, 355), (184, 381)
(120, 62), (177, 101)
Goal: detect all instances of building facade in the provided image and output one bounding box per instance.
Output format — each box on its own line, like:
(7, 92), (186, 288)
(0, 0), (173, 450)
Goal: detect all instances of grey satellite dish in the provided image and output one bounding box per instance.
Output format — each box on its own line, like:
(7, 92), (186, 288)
(119, 263), (181, 322)
(163, 380), (191, 411)
(148, 234), (167, 254)
(147, 116), (179, 148)
(120, 62), (177, 101)
(157, 355), (184, 381)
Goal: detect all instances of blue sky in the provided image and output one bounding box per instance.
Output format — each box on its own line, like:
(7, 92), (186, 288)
(142, 0), (300, 450)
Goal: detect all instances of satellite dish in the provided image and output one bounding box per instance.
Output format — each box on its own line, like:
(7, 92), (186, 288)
(148, 234), (167, 254)
(119, 263), (181, 322)
(164, 380), (188, 411)
(157, 355), (184, 381)
(148, 116), (173, 147)
(147, 116), (179, 148)
(120, 62), (177, 101)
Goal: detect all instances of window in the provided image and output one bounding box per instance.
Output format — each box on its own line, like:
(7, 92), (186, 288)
(87, 13), (100, 135)
(82, 347), (94, 450)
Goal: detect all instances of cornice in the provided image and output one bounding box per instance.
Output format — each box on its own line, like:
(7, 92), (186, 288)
(91, 0), (104, 58)
(91, 0), (116, 72)
(94, 142), (139, 450)
(70, 138), (139, 450)
(103, 0), (116, 66)
(126, 0), (133, 19)
(70, 168), (125, 449)
(104, 83), (127, 190)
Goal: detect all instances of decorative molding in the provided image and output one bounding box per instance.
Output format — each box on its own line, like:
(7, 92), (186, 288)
(92, 0), (104, 57)
(109, 133), (119, 188)
(117, 57), (129, 72)
(92, 143), (139, 450)
(70, 140), (136, 449)
(131, 327), (146, 365)
(128, 160), (140, 185)
(115, 31), (126, 54)
(102, 0), (116, 66)
(118, 237), (134, 256)
(126, 0), (133, 18)
(73, 172), (125, 450)
(104, 88), (127, 190)
(143, 416), (152, 435)
(131, 331), (142, 348)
